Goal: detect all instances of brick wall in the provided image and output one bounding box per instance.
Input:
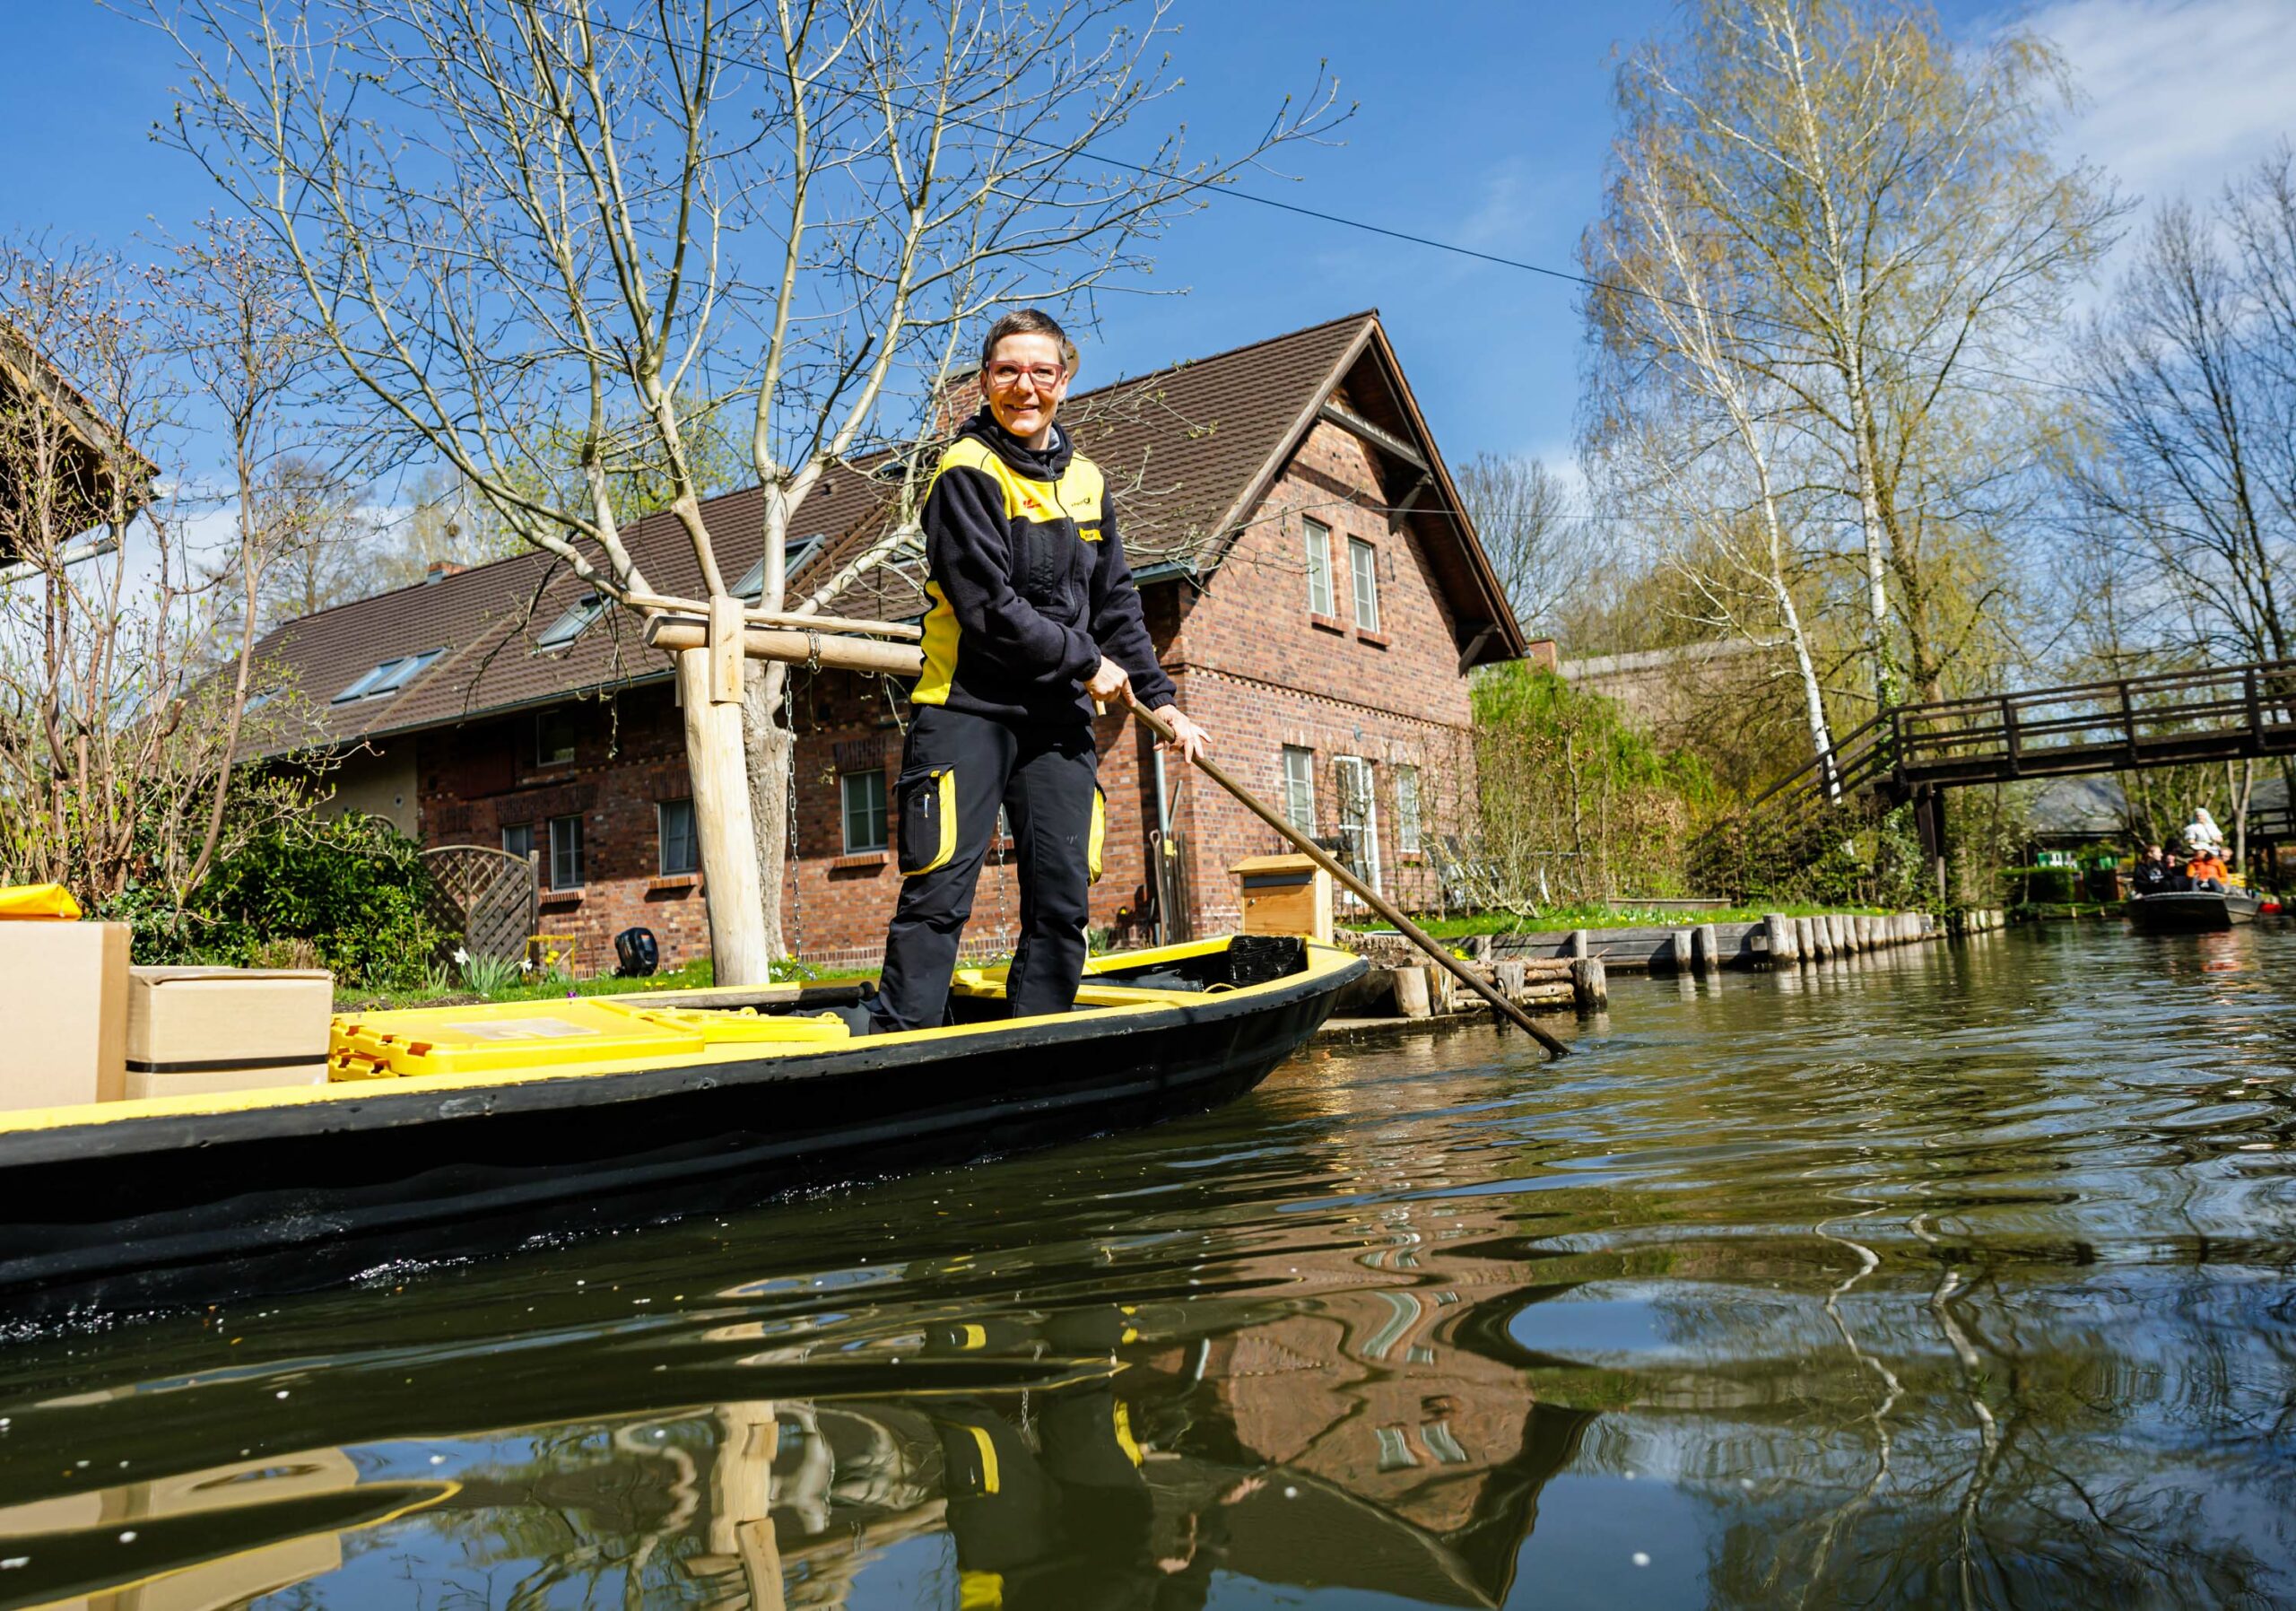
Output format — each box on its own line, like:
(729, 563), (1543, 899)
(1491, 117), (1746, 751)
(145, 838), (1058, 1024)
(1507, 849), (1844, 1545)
(420, 685), (714, 975)
(415, 674), (1170, 973)
(1160, 409), (1479, 928)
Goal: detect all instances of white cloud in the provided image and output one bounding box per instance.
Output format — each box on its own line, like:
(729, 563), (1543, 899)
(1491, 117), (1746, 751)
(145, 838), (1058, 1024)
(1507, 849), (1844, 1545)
(2023, 0), (2296, 208)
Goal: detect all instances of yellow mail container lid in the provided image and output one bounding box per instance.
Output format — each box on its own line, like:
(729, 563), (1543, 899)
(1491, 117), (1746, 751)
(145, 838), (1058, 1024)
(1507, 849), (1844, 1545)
(329, 997), (849, 1080)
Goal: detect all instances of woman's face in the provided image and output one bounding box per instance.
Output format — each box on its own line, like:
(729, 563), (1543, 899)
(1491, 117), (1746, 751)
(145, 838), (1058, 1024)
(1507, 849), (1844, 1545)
(983, 332), (1071, 441)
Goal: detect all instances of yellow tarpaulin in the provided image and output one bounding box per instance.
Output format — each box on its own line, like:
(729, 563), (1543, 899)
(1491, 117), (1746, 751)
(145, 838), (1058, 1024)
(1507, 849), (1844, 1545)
(0, 884), (82, 921)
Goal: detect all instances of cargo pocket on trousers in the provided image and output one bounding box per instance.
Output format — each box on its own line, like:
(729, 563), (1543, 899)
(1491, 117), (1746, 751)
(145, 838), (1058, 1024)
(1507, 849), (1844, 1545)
(1087, 786), (1107, 884)
(898, 766), (958, 876)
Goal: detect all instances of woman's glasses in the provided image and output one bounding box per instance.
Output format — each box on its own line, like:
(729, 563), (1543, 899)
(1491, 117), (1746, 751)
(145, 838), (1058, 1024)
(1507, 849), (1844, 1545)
(987, 361), (1065, 391)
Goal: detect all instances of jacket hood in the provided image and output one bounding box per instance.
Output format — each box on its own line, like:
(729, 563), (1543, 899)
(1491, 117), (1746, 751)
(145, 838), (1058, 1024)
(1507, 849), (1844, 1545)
(957, 405), (1073, 481)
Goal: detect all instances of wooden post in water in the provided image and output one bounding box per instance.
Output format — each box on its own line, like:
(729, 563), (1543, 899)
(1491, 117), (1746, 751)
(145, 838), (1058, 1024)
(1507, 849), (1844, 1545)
(1665, 928), (1693, 972)
(1691, 923), (1721, 974)
(1565, 928), (1590, 960)
(1495, 960), (1527, 1001)
(1570, 955), (1608, 1012)
(1427, 964), (1458, 1015)
(1799, 915), (1824, 961)
(1392, 966), (1432, 1018)
(1763, 913), (1800, 967)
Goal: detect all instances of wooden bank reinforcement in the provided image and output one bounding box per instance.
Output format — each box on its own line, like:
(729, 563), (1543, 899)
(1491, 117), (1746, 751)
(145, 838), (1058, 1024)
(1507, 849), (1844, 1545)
(1317, 907), (2007, 1040)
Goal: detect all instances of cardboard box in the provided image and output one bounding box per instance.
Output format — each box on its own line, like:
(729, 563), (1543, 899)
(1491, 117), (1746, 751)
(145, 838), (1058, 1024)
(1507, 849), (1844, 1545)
(126, 966), (334, 1102)
(0, 919), (129, 1111)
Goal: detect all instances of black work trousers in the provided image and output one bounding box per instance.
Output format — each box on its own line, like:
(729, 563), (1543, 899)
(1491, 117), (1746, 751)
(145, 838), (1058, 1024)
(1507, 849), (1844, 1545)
(870, 704), (1099, 1031)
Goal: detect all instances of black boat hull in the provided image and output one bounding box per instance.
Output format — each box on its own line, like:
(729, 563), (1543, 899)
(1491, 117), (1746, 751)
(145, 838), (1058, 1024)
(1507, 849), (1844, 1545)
(0, 948), (1361, 1316)
(2125, 889), (2261, 933)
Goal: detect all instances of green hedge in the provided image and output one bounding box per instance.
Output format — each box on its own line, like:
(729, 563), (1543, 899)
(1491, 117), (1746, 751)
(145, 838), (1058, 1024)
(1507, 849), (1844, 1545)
(101, 814), (447, 989)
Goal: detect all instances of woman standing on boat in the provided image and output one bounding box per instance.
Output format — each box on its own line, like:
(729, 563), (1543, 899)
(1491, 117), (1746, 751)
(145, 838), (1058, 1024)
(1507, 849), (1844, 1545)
(866, 309), (1211, 1032)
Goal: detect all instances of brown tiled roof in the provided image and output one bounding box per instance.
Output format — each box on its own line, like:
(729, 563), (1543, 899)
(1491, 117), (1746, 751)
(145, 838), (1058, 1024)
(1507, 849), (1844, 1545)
(246, 310), (1519, 755)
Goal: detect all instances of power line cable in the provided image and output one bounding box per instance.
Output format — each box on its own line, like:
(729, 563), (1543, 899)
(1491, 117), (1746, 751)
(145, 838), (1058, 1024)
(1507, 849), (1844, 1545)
(396, 1), (2118, 406)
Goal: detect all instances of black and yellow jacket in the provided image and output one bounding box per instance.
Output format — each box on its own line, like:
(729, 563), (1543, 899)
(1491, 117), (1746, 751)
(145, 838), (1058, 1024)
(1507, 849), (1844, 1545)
(912, 409), (1177, 727)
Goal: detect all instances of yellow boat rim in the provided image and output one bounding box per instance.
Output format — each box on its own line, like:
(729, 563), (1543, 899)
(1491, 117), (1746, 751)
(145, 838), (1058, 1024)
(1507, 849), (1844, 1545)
(0, 937), (1361, 1136)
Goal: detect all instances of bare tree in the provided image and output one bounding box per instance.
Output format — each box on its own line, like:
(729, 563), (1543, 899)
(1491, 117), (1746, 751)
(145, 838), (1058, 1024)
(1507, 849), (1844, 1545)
(0, 239), (308, 909)
(1609, 0), (2116, 711)
(1581, 110), (1840, 791)
(2074, 153), (2296, 671)
(144, 0), (1341, 983)
(1454, 453), (1580, 641)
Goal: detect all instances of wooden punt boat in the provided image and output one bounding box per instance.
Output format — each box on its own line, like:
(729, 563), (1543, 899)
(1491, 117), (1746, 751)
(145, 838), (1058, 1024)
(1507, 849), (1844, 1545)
(0, 935), (1361, 1317)
(2125, 886), (2261, 933)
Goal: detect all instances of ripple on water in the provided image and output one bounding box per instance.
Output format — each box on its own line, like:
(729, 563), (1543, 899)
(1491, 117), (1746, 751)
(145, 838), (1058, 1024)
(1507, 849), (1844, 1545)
(0, 925), (2292, 1608)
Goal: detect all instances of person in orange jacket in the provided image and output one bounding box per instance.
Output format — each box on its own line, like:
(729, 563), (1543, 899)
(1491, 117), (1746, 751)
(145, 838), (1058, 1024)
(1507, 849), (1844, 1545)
(2187, 849), (2230, 887)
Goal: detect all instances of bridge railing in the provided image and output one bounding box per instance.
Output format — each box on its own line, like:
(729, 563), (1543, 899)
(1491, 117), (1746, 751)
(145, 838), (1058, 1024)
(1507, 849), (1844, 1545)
(1891, 660), (2296, 783)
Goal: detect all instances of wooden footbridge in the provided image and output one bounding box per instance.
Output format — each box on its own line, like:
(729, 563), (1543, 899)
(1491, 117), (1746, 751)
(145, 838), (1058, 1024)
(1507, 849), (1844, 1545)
(1711, 658), (2296, 892)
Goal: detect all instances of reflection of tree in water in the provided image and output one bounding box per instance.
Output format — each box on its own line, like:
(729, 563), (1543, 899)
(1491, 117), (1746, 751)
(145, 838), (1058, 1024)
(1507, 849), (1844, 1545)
(11, 928), (2293, 1607)
(1576, 1239), (2296, 1608)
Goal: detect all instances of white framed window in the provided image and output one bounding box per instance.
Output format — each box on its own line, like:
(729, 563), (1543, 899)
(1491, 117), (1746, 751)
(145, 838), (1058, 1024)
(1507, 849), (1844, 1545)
(1349, 536), (1380, 632)
(535, 593), (607, 649)
(1281, 746), (1317, 833)
(657, 798), (699, 875)
(1303, 518), (1334, 616)
(535, 708), (578, 767)
(501, 822), (534, 863)
(1394, 763), (1422, 855)
(548, 814), (585, 889)
(333, 648), (444, 703)
(1335, 755), (1380, 894)
(734, 536), (827, 601)
(841, 769), (889, 853)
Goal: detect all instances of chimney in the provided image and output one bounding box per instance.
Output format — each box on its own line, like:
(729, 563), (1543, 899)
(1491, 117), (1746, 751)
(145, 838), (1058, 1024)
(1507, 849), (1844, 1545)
(930, 364), (985, 435)
(1526, 638), (1560, 672)
(426, 561), (468, 585)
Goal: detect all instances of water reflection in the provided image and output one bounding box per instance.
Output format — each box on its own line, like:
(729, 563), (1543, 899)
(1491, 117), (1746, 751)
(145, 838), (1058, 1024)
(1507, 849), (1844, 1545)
(0, 924), (2292, 1607)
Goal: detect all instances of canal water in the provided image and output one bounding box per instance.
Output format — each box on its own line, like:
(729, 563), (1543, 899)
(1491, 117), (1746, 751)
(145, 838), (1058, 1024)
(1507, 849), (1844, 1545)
(2, 924), (2292, 1608)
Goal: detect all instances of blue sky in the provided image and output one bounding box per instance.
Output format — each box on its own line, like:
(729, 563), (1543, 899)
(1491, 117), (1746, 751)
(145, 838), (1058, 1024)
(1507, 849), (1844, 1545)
(3, 0), (2292, 478)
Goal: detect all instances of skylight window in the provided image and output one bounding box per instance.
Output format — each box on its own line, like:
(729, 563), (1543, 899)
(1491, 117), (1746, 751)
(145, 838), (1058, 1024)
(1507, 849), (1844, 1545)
(733, 536), (826, 601)
(535, 593), (608, 650)
(333, 648), (445, 704)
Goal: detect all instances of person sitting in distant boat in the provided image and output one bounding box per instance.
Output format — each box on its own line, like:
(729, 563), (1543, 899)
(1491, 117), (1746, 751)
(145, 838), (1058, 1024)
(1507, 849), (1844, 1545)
(2161, 843), (2193, 891)
(2183, 807), (2227, 857)
(2187, 849), (2231, 888)
(2132, 844), (2172, 894)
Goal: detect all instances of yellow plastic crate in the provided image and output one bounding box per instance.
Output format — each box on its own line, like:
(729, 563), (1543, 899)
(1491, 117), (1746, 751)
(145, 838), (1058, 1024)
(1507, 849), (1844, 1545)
(328, 997), (849, 1080)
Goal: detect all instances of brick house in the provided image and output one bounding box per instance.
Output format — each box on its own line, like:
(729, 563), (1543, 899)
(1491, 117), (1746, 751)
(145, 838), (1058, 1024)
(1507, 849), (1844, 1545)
(248, 311), (1523, 971)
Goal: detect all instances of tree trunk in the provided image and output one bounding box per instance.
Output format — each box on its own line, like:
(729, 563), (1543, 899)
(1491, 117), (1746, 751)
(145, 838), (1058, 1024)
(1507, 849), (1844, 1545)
(743, 657), (794, 968)
(678, 647), (774, 985)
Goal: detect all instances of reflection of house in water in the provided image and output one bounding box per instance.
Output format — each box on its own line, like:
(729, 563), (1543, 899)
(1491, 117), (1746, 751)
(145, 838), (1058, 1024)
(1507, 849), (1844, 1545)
(1162, 1227), (1596, 1605)
(0, 1447), (388, 1610)
(649, 1217), (1594, 1607)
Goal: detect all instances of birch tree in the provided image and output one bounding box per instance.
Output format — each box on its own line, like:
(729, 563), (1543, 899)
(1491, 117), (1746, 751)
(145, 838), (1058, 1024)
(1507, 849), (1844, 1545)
(142, 0), (1339, 983)
(1607, 0), (2114, 711)
(1582, 109), (1839, 791)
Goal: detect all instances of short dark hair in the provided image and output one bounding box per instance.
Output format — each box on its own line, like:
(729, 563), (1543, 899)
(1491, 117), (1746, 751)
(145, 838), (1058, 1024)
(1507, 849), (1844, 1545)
(981, 308), (1079, 378)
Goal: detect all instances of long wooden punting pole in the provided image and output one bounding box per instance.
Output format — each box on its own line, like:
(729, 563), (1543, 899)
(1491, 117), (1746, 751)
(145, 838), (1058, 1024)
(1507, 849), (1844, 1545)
(1121, 692), (1569, 1058)
(644, 608), (1569, 1058)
